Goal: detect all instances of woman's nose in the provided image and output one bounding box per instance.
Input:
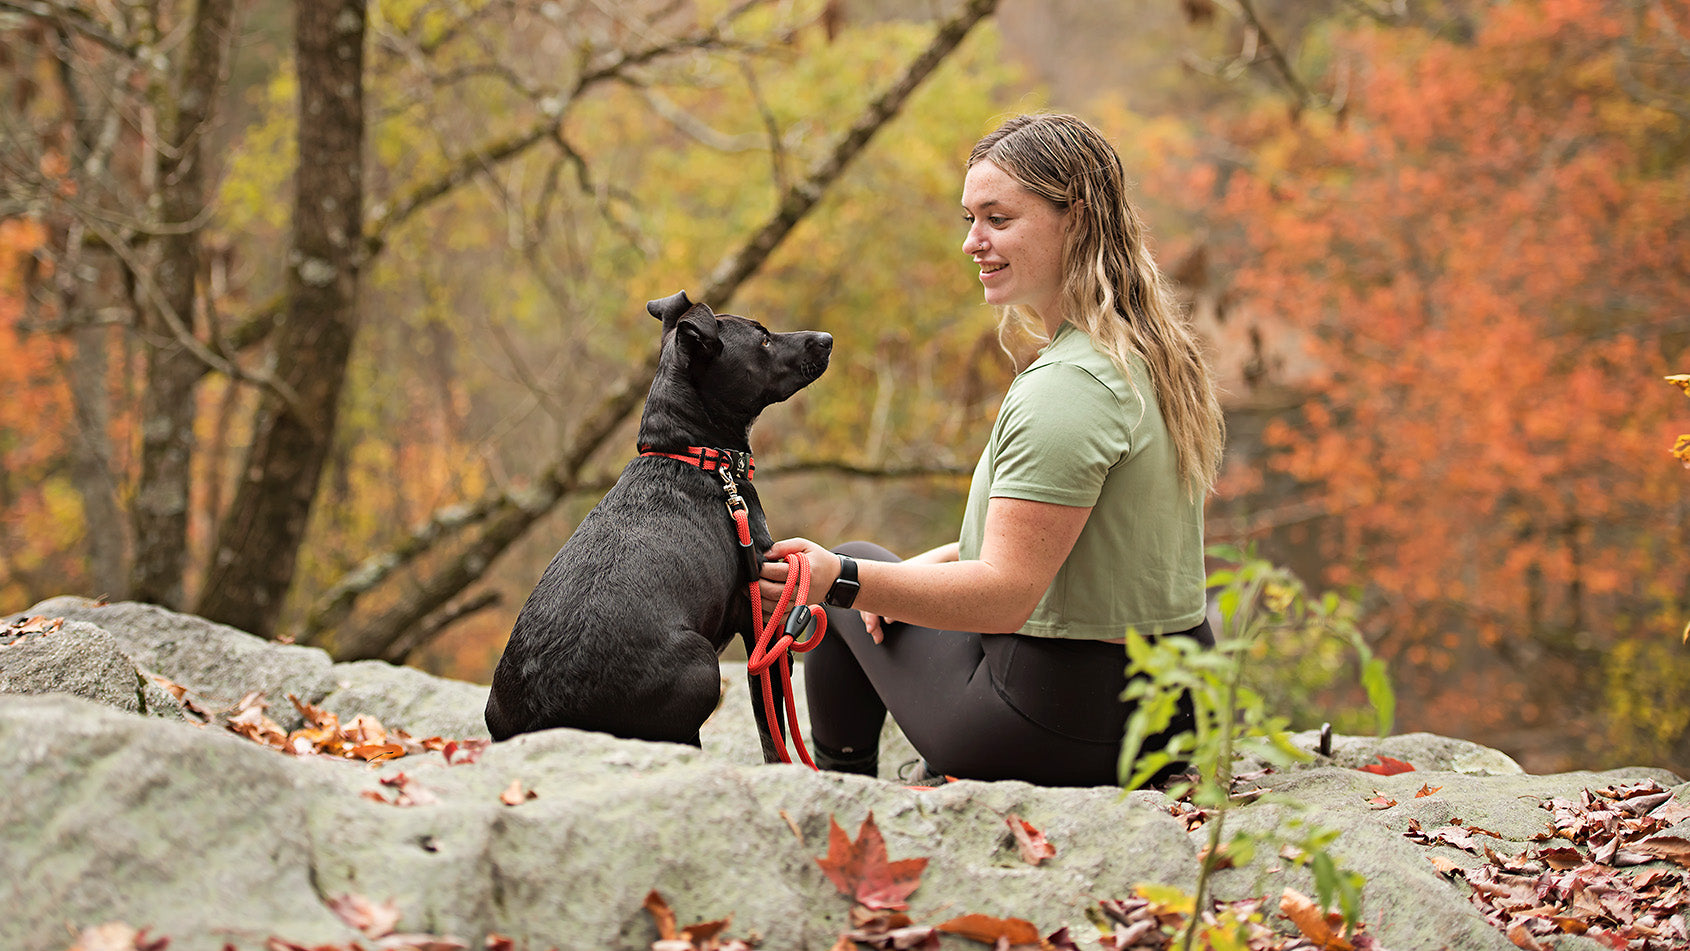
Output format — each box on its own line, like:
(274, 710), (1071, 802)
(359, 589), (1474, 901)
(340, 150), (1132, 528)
(963, 227), (985, 256)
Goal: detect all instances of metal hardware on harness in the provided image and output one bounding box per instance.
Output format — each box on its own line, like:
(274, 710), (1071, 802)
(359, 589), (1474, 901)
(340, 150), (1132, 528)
(718, 468), (762, 583)
(639, 444), (753, 482)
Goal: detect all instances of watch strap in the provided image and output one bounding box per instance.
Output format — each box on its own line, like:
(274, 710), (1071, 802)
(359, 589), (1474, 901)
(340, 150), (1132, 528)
(824, 553), (860, 609)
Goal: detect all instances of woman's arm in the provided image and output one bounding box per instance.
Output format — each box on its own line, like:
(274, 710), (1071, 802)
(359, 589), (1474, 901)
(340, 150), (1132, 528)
(758, 497), (1090, 637)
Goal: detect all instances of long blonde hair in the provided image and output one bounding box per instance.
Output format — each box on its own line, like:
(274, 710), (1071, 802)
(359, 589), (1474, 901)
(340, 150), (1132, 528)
(970, 113), (1225, 497)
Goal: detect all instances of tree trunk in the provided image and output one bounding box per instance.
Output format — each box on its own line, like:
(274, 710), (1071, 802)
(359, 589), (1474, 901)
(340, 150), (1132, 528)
(127, 0), (237, 608)
(196, 0), (367, 638)
(69, 317), (126, 597)
(319, 0), (1001, 659)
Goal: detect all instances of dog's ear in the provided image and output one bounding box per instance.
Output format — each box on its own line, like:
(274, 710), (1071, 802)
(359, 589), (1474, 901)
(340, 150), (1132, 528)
(647, 290), (696, 332)
(675, 307), (722, 369)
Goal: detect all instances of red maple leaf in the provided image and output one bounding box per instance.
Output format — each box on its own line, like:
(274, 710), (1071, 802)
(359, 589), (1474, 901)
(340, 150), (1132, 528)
(1356, 755), (1415, 776)
(814, 812), (928, 910)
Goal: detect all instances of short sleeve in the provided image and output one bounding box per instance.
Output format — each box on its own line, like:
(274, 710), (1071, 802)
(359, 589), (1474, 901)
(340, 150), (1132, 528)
(989, 363), (1133, 507)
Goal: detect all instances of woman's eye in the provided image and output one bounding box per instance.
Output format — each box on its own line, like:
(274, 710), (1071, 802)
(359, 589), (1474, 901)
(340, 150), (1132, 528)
(988, 216), (1008, 226)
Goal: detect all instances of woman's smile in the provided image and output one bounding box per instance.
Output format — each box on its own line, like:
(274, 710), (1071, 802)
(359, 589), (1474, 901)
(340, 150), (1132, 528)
(959, 159), (1069, 326)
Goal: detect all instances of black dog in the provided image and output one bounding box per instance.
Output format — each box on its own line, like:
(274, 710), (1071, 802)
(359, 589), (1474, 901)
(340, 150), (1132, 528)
(484, 291), (831, 759)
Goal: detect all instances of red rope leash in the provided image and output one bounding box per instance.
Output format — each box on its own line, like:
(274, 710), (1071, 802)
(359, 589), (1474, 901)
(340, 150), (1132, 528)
(731, 505), (827, 768)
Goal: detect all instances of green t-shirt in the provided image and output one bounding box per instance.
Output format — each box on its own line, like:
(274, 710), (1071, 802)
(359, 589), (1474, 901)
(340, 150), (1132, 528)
(958, 324), (1207, 639)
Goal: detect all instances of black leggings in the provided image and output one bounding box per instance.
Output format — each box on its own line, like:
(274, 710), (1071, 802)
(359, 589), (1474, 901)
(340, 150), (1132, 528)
(803, 541), (1213, 788)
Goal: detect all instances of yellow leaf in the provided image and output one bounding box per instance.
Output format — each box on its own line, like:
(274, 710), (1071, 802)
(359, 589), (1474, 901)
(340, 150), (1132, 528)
(1134, 881), (1195, 915)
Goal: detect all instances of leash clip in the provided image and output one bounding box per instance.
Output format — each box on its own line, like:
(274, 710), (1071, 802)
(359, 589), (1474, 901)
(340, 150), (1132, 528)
(718, 467), (748, 516)
(718, 468), (759, 580)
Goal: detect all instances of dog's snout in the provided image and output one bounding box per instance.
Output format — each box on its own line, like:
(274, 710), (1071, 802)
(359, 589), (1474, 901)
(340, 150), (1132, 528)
(812, 332), (833, 355)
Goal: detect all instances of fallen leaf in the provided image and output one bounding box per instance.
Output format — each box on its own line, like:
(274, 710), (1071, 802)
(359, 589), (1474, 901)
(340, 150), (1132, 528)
(840, 923), (939, 950)
(1044, 925), (1082, 950)
(935, 913), (1042, 945)
(1279, 888), (1354, 951)
(1505, 922), (1550, 951)
(327, 893), (401, 938)
(1416, 783), (1443, 798)
(1630, 835), (1690, 869)
(814, 812), (927, 911)
(64, 923), (170, 951)
(441, 738), (490, 766)
(1364, 795), (1398, 810)
(351, 742), (407, 763)
(1426, 854), (1463, 876)
(849, 907), (914, 931)
(1541, 847), (1588, 871)
(368, 771), (437, 807)
(500, 778), (536, 805)
(1197, 841), (1236, 870)
(1006, 813), (1056, 866)
(1356, 755), (1414, 776)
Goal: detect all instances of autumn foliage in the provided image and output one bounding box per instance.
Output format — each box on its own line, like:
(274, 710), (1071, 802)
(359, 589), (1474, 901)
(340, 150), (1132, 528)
(1189, 0), (1690, 767)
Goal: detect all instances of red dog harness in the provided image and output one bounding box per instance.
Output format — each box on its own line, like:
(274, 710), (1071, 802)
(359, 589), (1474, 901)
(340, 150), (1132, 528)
(638, 444), (826, 768)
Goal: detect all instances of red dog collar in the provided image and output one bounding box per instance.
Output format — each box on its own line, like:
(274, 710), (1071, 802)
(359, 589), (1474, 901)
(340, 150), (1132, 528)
(637, 444), (754, 482)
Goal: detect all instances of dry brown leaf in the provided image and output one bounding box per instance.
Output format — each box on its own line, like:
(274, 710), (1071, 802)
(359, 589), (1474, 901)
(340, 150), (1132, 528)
(1537, 845), (1584, 870)
(1416, 783), (1443, 798)
(1279, 888), (1354, 951)
(1006, 813), (1056, 866)
(1426, 854), (1463, 876)
(1505, 922), (1550, 951)
(441, 738), (490, 766)
(1630, 835), (1690, 869)
(64, 923), (169, 951)
(1364, 795), (1397, 810)
(326, 892), (401, 938)
(500, 778), (536, 805)
(644, 890), (679, 941)
(935, 912), (1042, 945)
(681, 916), (732, 943)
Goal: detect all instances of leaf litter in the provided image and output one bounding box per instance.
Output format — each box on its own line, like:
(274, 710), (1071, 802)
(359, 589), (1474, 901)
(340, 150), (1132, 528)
(1413, 778), (1690, 951)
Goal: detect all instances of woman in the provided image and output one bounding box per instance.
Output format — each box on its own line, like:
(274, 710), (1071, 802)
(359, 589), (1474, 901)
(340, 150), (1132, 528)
(759, 113), (1224, 787)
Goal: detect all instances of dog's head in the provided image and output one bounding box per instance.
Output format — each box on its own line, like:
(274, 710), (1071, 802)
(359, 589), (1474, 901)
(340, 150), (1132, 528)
(642, 290), (832, 445)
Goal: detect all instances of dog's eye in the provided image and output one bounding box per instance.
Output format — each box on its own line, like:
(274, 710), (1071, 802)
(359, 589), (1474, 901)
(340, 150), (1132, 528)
(761, 336), (772, 347)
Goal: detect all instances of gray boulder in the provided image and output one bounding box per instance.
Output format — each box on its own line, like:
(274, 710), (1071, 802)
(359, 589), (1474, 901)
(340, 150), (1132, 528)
(2, 599), (1684, 951)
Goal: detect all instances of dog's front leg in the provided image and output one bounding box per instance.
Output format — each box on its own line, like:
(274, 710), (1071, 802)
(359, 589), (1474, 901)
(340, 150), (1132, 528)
(740, 628), (790, 764)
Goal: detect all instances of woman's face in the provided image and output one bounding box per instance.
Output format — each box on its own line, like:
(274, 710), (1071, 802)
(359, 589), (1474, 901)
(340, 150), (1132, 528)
(960, 159), (1070, 327)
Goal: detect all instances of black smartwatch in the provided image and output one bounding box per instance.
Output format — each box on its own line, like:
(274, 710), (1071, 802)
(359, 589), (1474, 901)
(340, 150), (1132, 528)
(824, 553), (860, 609)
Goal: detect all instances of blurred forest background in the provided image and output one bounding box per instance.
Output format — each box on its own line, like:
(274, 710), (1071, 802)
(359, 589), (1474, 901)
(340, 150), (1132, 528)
(2, 0), (1687, 775)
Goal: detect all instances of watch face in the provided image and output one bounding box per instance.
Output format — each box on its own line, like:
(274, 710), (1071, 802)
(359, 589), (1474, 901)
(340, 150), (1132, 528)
(828, 579), (860, 609)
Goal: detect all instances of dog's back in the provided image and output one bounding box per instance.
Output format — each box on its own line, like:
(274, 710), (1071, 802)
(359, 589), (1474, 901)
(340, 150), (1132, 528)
(485, 462), (749, 742)
(484, 291), (830, 748)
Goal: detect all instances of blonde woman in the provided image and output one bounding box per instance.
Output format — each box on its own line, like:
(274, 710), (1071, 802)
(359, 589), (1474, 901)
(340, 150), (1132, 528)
(760, 114), (1224, 786)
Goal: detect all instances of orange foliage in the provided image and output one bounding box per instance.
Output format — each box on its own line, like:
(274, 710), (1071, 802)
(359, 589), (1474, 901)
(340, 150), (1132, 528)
(1192, 0), (1690, 745)
(0, 216), (85, 603)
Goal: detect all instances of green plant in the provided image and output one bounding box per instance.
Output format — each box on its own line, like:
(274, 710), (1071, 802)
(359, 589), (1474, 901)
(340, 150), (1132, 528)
(1118, 544), (1394, 949)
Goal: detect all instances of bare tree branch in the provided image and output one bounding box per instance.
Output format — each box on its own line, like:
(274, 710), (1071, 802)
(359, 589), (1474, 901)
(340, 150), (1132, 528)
(0, 0), (136, 55)
(305, 0), (1003, 655)
(1232, 0), (1318, 110)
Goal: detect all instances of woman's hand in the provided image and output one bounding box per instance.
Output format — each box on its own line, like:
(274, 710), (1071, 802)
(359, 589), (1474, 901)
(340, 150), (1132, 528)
(860, 610), (890, 644)
(758, 537), (839, 629)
